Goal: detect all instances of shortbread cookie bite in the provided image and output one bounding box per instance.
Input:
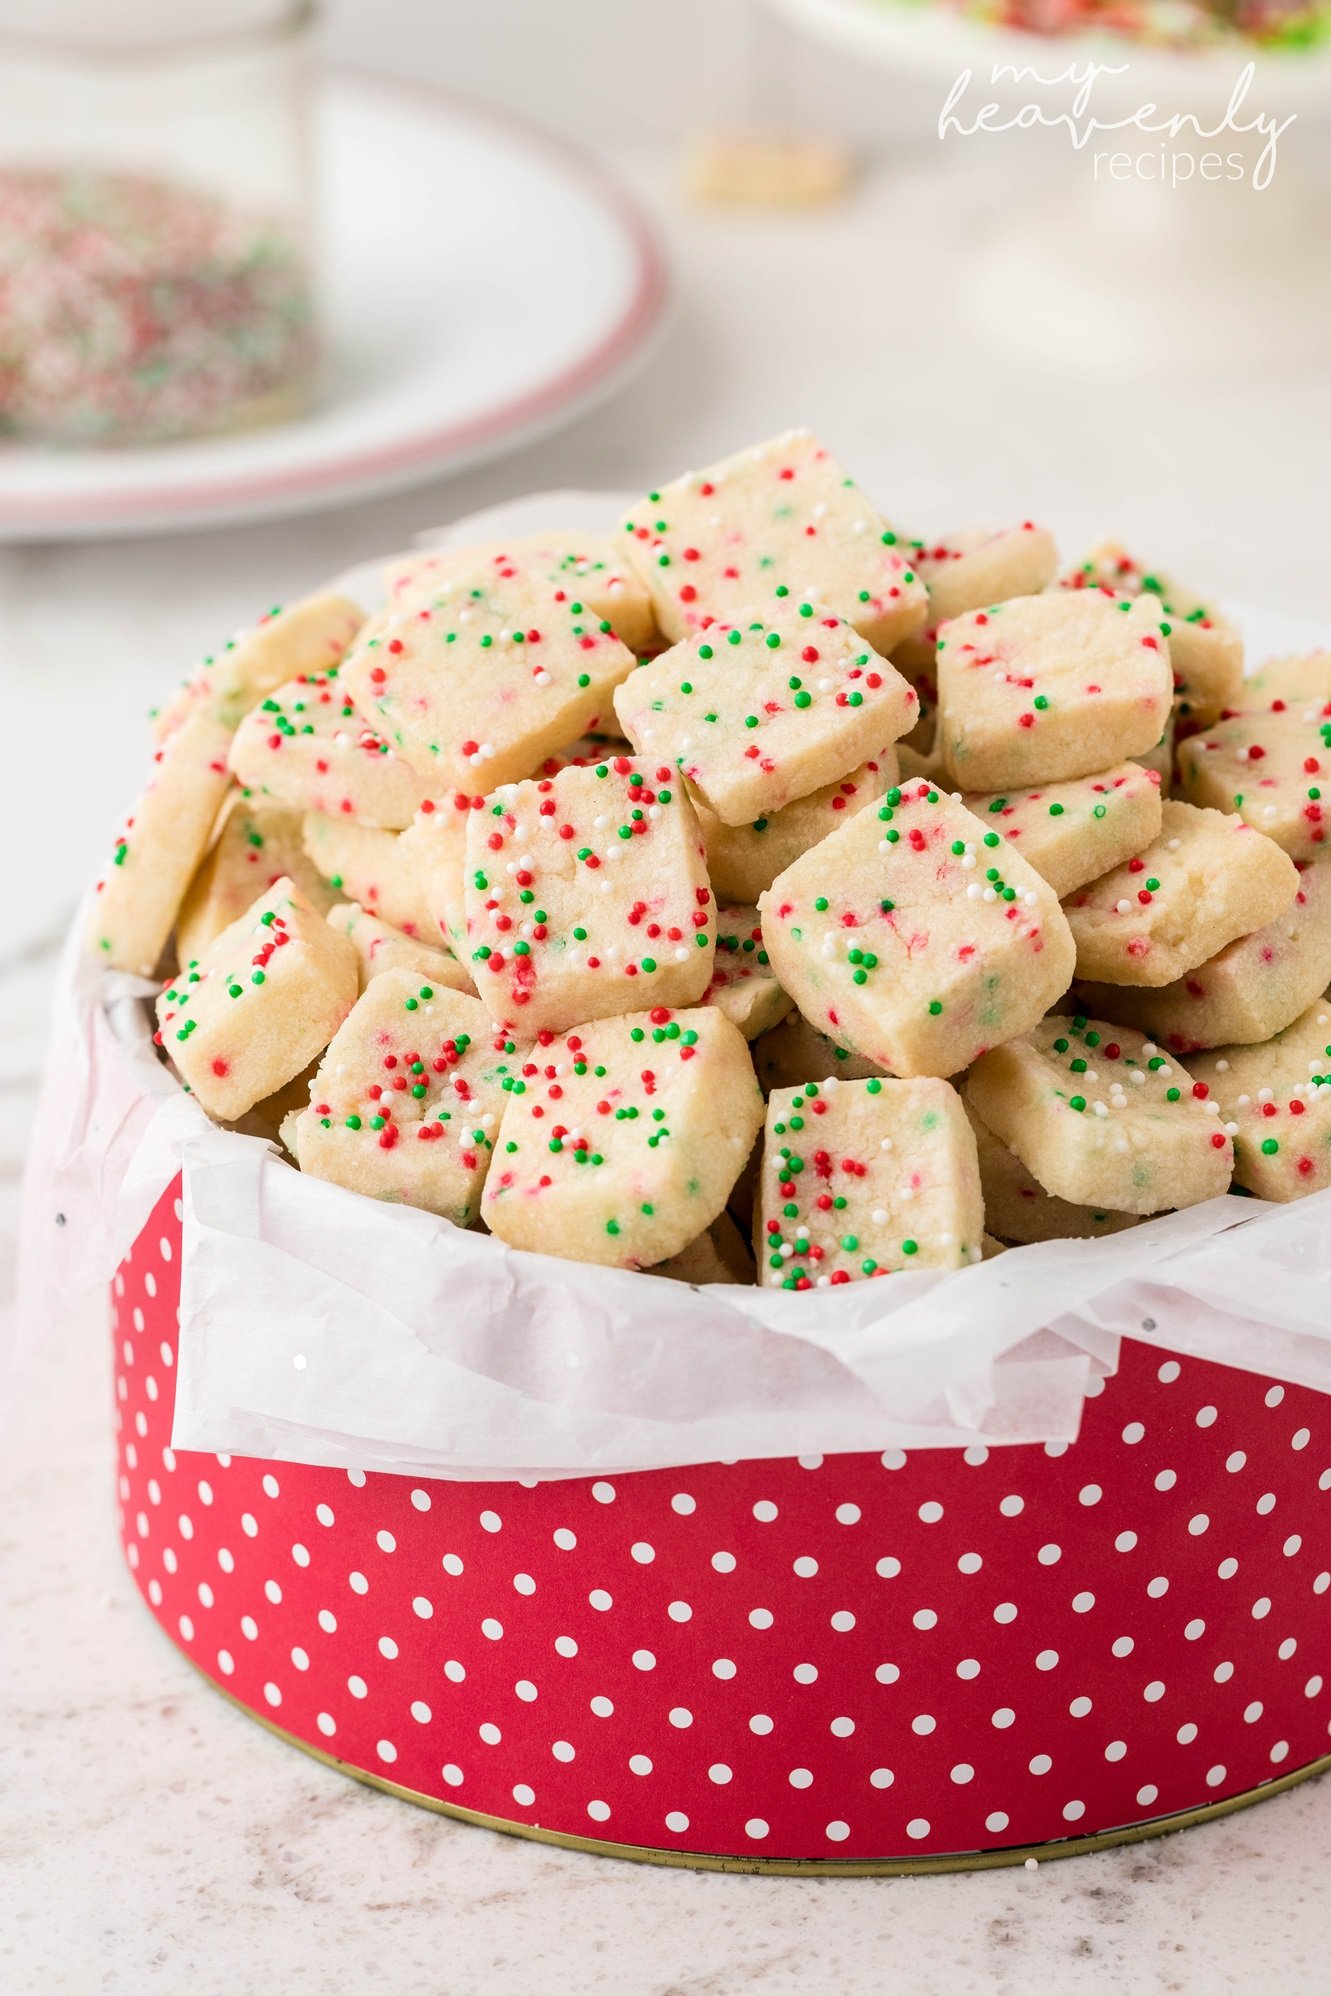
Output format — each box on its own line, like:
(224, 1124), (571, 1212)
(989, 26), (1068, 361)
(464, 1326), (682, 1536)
(755, 1076), (984, 1288)
(967, 1015), (1232, 1215)
(1176, 697), (1330, 861)
(1057, 541), (1243, 725)
(614, 602), (917, 825)
(328, 902), (471, 993)
(386, 535), (658, 654)
(341, 565), (635, 792)
(753, 1011), (884, 1092)
(288, 972), (518, 1222)
(463, 757), (715, 1033)
(893, 522), (1058, 674)
(229, 668), (434, 828)
(302, 814), (434, 938)
(935, 592), (1172, 791)
(1189, 999), (1331, 1201)
(621, 430), (928, 652)
(1063, 800), (1299, 987)
(482, 1007), (764, 1268)
(155, 590), (365, 739)
(155, 878), (358, 1123)
(655, 1211), (754, 1285)
(176, 797), (336, 966)
(759, 777), (1075, 1077)
(1075, 858), (1331, 1052)
(89, 702), (234, 976)
(695, 750), (897, 903)
(399, 796), (475, 958)
(964, 762), (1163, 900)
(1240, 651), (1331, 708)
(703, 906), (793, 1039)
(964, 1101), (1139, 1244)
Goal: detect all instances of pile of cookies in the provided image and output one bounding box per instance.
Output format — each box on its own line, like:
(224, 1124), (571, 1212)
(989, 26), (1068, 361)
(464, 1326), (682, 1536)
(90, 431), (1331, 1287)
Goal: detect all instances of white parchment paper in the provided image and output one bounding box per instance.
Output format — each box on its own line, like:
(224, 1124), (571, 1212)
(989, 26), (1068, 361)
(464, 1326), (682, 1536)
(15, 494), (1331, 1478)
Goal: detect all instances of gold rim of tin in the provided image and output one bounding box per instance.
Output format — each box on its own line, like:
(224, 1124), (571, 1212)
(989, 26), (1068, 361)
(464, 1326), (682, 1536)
(189, 1657), (1331, 1876)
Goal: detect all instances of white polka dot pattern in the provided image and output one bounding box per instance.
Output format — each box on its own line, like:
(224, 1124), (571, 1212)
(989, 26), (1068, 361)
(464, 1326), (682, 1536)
(112, 1179), (1331, 1864)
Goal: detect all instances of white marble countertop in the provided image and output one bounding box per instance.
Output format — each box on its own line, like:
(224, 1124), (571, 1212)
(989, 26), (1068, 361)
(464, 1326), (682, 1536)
(4, 142), (1331, 1994)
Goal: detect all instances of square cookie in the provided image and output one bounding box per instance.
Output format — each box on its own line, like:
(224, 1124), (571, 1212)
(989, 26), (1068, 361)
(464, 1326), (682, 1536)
(1057, 541), (1243, 725)
(1188, 999), (1331, 1201)
(620, 430), (927, 652)
(328, 901), (472, 993)
(177, 796), (337, 967)
(154, 590), (366, 739)
(967, 1014), (1232, 1215)
(755, 1075), (983, 1288)
(935, 592), (1172, 791)
(964, 1101), (1140, 1244)
(302, 814), (435, 939)
(1063, 799), (1299, 988)
(482, 1006), (765, 1268)
(759, 776), (1075, 1077)
(386, 534), (657, 653)
(703, 905), (794, 1039)
(229, 667), (435, 829)
(893, 521), (1058, 675)
(696, 749), (897, 903)
(1176, 696), (1330, 862)
(614, 601), (917, 826)
(463, 756), (715, 1033)
(963, 762), (1163, 900)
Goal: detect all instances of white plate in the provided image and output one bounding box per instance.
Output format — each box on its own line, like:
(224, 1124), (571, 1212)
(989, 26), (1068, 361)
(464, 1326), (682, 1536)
(0, 77), (667, 540)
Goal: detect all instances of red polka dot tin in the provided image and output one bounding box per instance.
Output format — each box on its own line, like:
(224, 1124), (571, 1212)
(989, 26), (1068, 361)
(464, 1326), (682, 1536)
(113, 1177), (1331, 1871)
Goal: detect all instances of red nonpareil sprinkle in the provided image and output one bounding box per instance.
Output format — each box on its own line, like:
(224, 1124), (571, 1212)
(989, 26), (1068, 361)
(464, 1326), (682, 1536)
(1211, 1132), (1227, 1149)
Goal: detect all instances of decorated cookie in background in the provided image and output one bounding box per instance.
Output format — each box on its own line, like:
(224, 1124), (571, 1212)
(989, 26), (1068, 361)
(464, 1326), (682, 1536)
(1074, 857), (1331, 1053)
(935, 592), (1172, 792)
(154, 591), (365, 740)
(288, 971), (519, 1223)
(654, 1210), (755, 1285)
(154, 878), (358, 1123)
(962, 761), (1163, 900)
(176, 795), (336, 967)
(620, 430), (928, 654)
(327, 901), (471, 994)
(462, 757), (714, 1034)
(963, 1100), (1140, 1245)
(695, 749), (898, 904)
(614, 602), (917, 826)
(341, 565), (635, 793)
(1238, 651), (1331, 708)
(702, 906), (793, 1040)
(759, 777), (1076, 1079)
(683, 132), (852, 209)
(892, 522), (1059, 678)
(481, 1006), (764, 1269)
(1062, 799), (1299, 988)
(302, 813), (435, 939)
(1188, 999), (1331, 1201)
(1175, 689), (1330, 861)
(384, 536), (658, 655)
(967, 1013), (1232, 1215)
(89, 702), (234, 977)
(754, 1075), (984, 1289)
(1057, 541), (1243, 726)
(752, 1010), (885, 1094)
(229, 668), (436, 829)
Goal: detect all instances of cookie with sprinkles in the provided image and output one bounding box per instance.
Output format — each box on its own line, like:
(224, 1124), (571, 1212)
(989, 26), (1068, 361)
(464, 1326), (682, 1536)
(1075, 857), (1331, 1053)
(963, 1100), (1140, 1244)
(1063, 799), (1299, 988)
(614, 601), (917, 826)
(935, 592), (1172, 791)
(620, 430), (928, 653)
(177, 795), (336, 967)
(758, 776), (1075, 1078)
(481, 1006), (764, 1268)
(229, 667), (436, 829)
(967, 1014), (1232, 1215)
(327, 901), (472, 994)
(694, 748), (898, 903)
(154, 591), (365, 739)
(385, 535), (658, 654)
(754, 1075), (984, 1289)
(1187, 998), (1331, 1201)
(962, 761), (1163, 900)
(752, 1011), (885, 1093)
(703, 905), (794, 1039)
(1239, 650), (1331, 708)
(302, 814), (434, 939)
(341, 565), (635, 792)
(154, 877), (358, 1123)
(1057, 541), (1243, 725)
(89, 701), (234, 976)
(892, 521), (1059, 677)
(1175, 691), (1331, 861)
(654, 1210), (755, 1285)
(289, 971), (517, 1223)
(463, 757), (715, 1034)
